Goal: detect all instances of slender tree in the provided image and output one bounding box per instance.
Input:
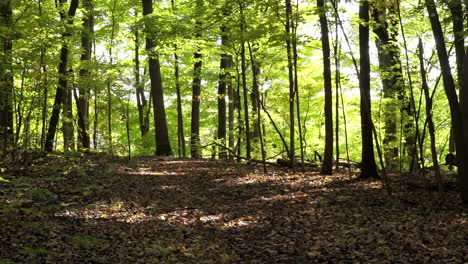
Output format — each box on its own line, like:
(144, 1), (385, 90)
(239, 0), (251, 160)
(142, 0), (172, 156)
(0, 0), (13, 154)
(418, 39), (442, 191)
(217, 18), (232, 159)
(133, 10), (149, 139)
(44, 0), (79, 152)
(190, 0), (204, 158)
(171, 0), (186, 157)
(285, 0), (295, 168)
(358, 0), (380, 179)
(63, 69), (74, 150)
(318, 0), (333, 175)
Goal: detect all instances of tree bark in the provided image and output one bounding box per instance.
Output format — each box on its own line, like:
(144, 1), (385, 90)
(218, 22), (232, 159)
(63, 69), (74, 151)
(190, 0), (204, 158)
(371, 1), (405, 170)
(285, 0), (295, 168)
(44, 0), (79, 152)
(142, 0), (172, 156)
(358, 0), (380, 179)
(318, 0), (333, 175)
(133, 11), (149, 139)
(239, 0), (251, 160)
(0, 0), (13, 154)
(76, 0), (93, 149)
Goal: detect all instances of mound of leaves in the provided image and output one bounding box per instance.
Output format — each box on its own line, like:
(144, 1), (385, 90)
(1, 153), (467, 263)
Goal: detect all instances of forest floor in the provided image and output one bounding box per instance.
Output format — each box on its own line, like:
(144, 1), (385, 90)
(0, 152), (467, 264)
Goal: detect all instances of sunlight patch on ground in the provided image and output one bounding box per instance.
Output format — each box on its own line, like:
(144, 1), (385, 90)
(221, 216), (259, 228)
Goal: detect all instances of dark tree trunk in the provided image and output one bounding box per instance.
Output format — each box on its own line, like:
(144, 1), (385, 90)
(44, 0), (79, 152)
(444, 0), (465, 90)
(318, 0), (333, 175)
(142, 0), (172, 156)
(170, 0), (184, 157)
(461, 47), (468, 203)
(358, 0), (380, 179)
(0, 0), (13, 154)
(425, 0), (466, 203)
(76, 0), (93, 149)
(134, 11), (149, 139)
(190, 0), (203, 158)
(239, 0), (251, 160)
(218, 23), (231, 159)
(285, 0), (295, 168)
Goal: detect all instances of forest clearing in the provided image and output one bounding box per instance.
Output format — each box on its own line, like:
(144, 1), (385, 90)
(0, 153), (467, 263)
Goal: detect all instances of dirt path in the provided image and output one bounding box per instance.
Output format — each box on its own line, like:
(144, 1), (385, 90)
(1, 155), (467, 263)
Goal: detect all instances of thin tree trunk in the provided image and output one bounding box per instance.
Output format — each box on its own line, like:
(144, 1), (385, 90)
(63, 69), (75, 151)
(142, 0), (172, 156)
(285, 0), (295, 168)
(358, 0), (380, 179)
(134, 11), (149, 139)
(396, 0), (418, 171)
(190, 0), (204, 158)
(106, 0), (117, 154)
(318, 0), (333, 175)
(218, 22), (231, 159)
(460, 47), (468, 203)
(239, 0), (251, 160)
(292, 1), (305, 168)
(44, 0), (79, 152)
(418, 39), (442, 192)
(0, 0), (13, 154)
(126, 98), (131, 158)
(170, 0), (184, 157)
(334, 23), (340, 170)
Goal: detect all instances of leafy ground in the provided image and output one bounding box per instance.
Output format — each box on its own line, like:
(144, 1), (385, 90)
(1, 152), (467, 263)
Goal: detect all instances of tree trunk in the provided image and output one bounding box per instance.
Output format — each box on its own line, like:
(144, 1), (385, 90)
(285, 0), (295, 168)
(239, 0), (251, 160)
(461, 47), (468, 203)
(169, 0), (184, 157)
(142, 0), (172, 156)
(63, 69), (74, 151)
(444, 0), (465, 90)
(218, 22), (231, 159)
(358, 0), (380, 179)
(371, 1), (404, 170)
(44, 0), (79, 152)
(418, 39), (442, 191)
(425, 0), (466, 203)
(76, 0), (93, 149)
(134, 11), (149, 139)
(318, 0), (333, 175)
(0, 0), (13, 154)
(190, 0), (204, 158)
